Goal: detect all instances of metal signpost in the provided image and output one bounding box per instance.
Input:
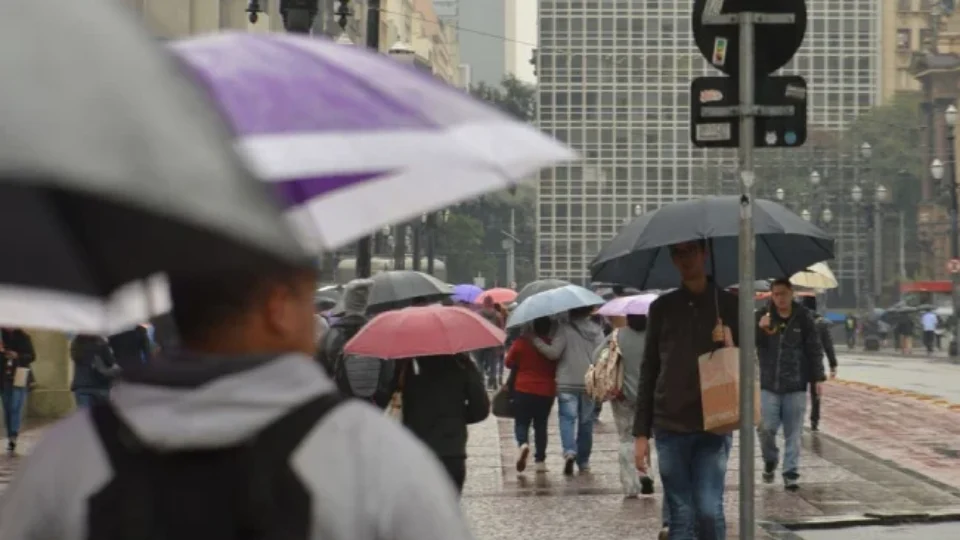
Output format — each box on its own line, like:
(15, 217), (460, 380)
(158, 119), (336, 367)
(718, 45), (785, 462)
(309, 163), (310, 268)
(690, 1), (807, 538)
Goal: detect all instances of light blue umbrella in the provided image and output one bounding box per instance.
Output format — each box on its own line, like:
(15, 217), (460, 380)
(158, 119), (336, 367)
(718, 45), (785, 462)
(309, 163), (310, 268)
(506, 284), (605, 329)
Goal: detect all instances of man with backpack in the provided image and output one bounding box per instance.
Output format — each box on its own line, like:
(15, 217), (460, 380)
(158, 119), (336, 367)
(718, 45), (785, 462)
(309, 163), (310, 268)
(316, 279), (394, 409)
(0, 262), (474, 540)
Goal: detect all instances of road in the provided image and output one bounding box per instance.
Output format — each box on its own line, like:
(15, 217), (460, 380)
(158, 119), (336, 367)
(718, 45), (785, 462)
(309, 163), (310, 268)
(836, 352), (960, 403)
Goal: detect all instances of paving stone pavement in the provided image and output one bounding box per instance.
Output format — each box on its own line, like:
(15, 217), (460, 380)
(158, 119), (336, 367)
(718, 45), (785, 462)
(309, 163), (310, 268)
(462, 383), (960, 540)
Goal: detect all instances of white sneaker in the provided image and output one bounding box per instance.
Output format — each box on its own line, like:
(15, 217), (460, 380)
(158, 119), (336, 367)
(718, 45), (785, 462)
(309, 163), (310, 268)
(516, 443), (530, 473)
(535, 461), (548, 474)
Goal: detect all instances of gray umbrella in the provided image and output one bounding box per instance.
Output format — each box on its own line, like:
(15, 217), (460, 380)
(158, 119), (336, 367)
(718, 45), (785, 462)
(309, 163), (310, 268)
(0, 0), (305, 332)
(515, 279), (571, 305)
(367, 271), (454, 311)
(590, 197), (834, 290)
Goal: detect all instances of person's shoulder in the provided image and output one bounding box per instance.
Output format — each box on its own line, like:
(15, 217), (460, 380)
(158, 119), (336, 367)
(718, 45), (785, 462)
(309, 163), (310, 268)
(650, 291), (677, 311)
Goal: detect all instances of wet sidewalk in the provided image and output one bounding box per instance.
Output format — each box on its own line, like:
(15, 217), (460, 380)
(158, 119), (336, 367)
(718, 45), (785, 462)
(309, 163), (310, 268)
(462, 383), (960, 540)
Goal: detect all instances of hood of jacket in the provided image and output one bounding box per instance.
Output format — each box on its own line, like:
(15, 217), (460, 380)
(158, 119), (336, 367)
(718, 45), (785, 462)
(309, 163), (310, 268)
(554, 317), (604, 392)
(113, 352), (337, 450)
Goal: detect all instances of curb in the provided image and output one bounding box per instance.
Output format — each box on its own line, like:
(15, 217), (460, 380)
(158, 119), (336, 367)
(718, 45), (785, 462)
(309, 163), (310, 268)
(831, 379), (960, 411)
(775, 507), (960, 531)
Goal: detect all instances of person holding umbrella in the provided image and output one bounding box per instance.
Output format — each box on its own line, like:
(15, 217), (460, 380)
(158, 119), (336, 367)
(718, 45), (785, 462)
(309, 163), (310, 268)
(505, 317), (558, 474)
(632, 240), (739, 540)
(530, 306), (604, 476)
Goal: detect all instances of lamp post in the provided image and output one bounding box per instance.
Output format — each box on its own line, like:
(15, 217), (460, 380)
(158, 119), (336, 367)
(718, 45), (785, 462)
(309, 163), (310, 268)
(851, 184), (864, 311)
(774, 187), (785, 204)
(800, 209), (811, 221)
(426, 209), (450, 276)
(386, 42), (418, 272)
(411, 215), (424, 272)
(947, 104), (959, 358)
(821, 207), (833, 227)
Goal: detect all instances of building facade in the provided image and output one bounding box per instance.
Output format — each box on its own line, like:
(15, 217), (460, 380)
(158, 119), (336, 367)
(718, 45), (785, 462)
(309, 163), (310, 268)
(436, 0), (506, 86)
(535, 0), (881, 293)
(505, 0), (537, 84)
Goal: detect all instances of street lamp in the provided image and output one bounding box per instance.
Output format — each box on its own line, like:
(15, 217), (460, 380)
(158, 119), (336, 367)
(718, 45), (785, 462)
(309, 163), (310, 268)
(875, 184), (888, 203)
(775, 187), (785, 201)
(851, 184), (863, 203)
(634, 204), (643, 216)
(800, 209), (811, 221)
(946, 104), (958, 128)
(860, 142), (872, 160)
(944, 103), (960, 358)
(821, 208), (833, 224)
(932, 158), (945, 181)
(809, 170), (821, 187)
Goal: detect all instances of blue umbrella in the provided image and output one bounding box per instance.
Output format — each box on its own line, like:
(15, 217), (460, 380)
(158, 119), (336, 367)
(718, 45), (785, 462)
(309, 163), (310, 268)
(506, 285), (605, 329)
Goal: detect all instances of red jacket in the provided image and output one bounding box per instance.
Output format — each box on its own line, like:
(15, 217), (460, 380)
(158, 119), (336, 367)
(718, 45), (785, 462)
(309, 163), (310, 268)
(505, 335), (557, 398)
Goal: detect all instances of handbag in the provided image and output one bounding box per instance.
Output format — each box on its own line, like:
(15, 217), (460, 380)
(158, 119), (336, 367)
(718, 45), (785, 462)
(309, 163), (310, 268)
(384, 362), (407, 422)
(12, 367), (29, 388)
(491, 357), (518, 418)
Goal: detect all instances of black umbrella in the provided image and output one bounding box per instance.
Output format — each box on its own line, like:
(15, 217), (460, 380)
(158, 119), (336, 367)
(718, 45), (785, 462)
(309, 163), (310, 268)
(0, 0), (306, 333)
(515, 279), (571, 305)
(329, 271), (453, 315)
(590, 197), (834, 290)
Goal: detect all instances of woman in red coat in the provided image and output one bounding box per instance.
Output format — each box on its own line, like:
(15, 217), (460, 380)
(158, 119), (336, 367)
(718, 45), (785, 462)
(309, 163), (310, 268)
(504, 317), (557, 474)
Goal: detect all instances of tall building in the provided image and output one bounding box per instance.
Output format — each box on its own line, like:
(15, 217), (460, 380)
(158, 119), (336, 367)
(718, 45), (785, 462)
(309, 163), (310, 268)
(436, 0), (506, 85)
(505, 0), (537, 84)
(535, 0), (881, 293)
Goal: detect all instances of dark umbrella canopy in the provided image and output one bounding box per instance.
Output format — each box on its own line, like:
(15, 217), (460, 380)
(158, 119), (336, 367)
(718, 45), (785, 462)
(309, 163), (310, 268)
(0, 0), (306, 333)
(360, 271), (453, 313)
(515, 279), (571, 305)
(590, 197), (834, 290)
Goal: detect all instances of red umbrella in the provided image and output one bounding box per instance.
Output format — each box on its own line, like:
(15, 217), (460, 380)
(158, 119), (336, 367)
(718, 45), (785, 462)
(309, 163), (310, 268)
(475, 287), (518, 305)
(343, 305), (506, 360)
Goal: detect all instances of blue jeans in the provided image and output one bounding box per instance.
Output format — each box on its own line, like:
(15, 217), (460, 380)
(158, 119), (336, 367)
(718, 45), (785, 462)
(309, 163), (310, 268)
(759, 390), (807, 478)
(74, 389), (110, 409)
(0, 386), (27, 441)
(557, 391), (595, 467)
(513, 392), (554, 462)
(655, 430), (732, 540)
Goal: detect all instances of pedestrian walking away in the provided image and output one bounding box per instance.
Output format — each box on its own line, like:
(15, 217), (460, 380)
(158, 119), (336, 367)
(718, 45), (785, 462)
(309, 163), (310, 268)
(398, 354), (490, 494)
(598, 314), (659, 499)
(922, 309), (939, 355)
(800, 296), (837, 431)
(504, 316), (557, 474)
(477, 296), (506, 389)
(0, 263), (476, 540)
(531, 307), (604, 476)
(633, 240), (739, 540)
(757, 279), (825, 491)
(69, 334), (121, 410)
(897, 314), (915, 356)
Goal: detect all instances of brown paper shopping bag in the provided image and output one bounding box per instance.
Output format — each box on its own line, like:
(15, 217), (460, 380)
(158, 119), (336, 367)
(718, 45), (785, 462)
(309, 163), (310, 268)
(12, 367), (30, 388)
(698, 347), (760, 435)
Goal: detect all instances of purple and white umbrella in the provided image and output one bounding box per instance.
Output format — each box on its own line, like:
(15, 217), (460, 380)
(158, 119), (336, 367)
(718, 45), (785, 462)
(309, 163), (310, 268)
(596, 293), (659, 317)
(171, 32), (576, 251)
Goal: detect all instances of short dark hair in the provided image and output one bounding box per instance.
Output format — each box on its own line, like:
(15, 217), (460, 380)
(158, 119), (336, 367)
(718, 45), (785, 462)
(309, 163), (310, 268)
(626, 314), (648, 332)
(770, 278), (793, 290)
(170, 262), (314, 345)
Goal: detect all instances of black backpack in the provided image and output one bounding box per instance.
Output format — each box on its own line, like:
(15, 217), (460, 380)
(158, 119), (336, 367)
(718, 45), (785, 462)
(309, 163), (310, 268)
(85, 393), (344, 540)
(323, 324), (395, 409)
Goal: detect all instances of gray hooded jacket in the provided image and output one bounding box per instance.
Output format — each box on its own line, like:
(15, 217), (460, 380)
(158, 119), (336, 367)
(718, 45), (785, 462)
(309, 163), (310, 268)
(532, 317), (605, 393)
(0, 353), (473, 540)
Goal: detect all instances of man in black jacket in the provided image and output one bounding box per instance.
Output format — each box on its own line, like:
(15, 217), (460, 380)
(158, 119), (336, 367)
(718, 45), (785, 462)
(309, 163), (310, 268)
(800, 296), (837, 431)
(108, 325), (153, 371)
(0, 328), (35, 454)
(757, 280), (825, 490)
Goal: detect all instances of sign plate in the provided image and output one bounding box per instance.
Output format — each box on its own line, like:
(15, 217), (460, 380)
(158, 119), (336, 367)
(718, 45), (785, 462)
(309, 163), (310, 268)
(689, 75), (808, 149)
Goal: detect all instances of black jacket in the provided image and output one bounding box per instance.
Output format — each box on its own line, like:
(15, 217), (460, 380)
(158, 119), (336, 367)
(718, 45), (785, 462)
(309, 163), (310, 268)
(756, 303), (825, 394)
(815, 316), (838, 370)
(401, 355), (490, 458)
(1, 329), (35, 389)
(633, 283), (740, 438)
(108, 326), (152, 371)
(70, 335), (120, 392)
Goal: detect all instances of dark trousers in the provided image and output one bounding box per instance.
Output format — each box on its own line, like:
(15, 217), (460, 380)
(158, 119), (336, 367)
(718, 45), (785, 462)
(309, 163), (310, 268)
(924, 331), (936, 353)
(809, 383), (821, 427)
(440, 456), (466, 494)
(513, 392), (554, 462)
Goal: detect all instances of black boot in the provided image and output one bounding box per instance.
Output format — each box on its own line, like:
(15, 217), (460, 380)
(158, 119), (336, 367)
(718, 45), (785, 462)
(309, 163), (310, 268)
(763, 461), (777, 483)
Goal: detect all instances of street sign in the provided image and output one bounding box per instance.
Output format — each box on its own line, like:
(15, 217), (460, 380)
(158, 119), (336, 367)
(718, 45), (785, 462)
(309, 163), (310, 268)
(948, 258), (960, 274)
(690, 76), (808, 148)
(692, 0), (807, 77)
